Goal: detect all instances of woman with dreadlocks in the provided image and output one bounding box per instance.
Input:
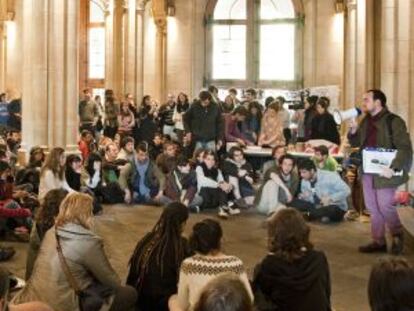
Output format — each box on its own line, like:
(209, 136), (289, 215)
(126, 202), (191, 311)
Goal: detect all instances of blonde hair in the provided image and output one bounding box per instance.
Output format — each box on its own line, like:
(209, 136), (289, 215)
(55, 193), (94, 229)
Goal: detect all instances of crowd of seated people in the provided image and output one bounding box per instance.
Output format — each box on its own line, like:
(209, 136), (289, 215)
(0, 87), (411, 310)
(0, 86), (387, 260)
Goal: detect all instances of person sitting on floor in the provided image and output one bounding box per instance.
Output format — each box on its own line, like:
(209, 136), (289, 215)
(312, 145), (338, 172)
(119, 142), (165, 204)
(149, 132), (164, 161)
(38, 147), (74, 201)
(290, 159), (350, 223)
(195, 150), (239, 218)
(65, 154), (102, 215)
(102, 142), (127, 184)
(156, 141), (178, 176)
(193, 274), (254, 311)
(25, 189), (68, 280)
(117, 136), (135, 163)
(78, 129), (94, 162)
(163, 156), (202, 212)
(168, 219), (253, 311)
(65, 154), (85, 192)
(127, 202), (191, 311)
(15, 146), (45, 194)
(224, 106), (254, 147)
(191, 148), (207, 168)
(253, 208), (331, 311)
(255, 154), (299, 217)
(0, 267), (53, 311)
(11, 192), (137, 311)
(368, 257), (414, 311)
(0, 161), (33, 236)
(221, 146), (255, 208)
(262, 145), (286, 176)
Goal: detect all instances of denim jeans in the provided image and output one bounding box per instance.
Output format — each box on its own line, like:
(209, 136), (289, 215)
(195, 140), (216, 151)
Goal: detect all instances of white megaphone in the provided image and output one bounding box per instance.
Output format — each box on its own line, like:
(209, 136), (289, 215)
(333, 107), (362, 125)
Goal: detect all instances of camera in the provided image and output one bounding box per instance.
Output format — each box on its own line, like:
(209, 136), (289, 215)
(286, 89), (310, 110)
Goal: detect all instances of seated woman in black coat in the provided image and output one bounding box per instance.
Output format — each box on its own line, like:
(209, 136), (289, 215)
(65, 154), (102, 214)
(253, 208), (331, 311)
(126, 202), (191, 311)
(310, 96), (340, 145)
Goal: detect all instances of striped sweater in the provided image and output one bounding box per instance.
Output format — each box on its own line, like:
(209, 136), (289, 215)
(176, 254), (253, 310)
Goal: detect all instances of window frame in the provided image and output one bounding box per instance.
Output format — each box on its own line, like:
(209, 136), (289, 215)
(87, 0), (106, 83)
(204, 0), (304, 90)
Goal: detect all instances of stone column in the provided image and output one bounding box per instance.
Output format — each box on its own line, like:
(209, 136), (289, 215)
(107, 0), (126, 99)
(0, 23), (5, 92)
(21, 0), (49, 154)
(343, 1), (357, 108)
(151, 0), (167, 103)
(20, 0), (79, 159)
(394, 0), (411, 119)
(135, 0), (146, 102)
(64, 0), (80, 151)
(343, 0), (375, 108)
(380, 0), (397, 109)
(154, 17), (167, 103)
(124, 0), (136, 96)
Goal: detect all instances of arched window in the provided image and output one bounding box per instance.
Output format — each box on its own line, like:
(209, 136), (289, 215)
(80, 0), (106, 98)
(206, 0), (302, 89)
(88, 0), (105, 80)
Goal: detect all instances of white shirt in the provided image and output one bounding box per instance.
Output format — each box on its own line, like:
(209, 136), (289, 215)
(38, 169), (75, 200)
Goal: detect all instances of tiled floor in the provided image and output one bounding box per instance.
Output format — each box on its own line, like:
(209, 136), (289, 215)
(2, 205), (414, 311)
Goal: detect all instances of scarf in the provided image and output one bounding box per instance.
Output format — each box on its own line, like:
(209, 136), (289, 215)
(201, 162), (219, 181)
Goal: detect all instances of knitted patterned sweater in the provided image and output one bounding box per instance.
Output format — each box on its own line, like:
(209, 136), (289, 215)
(175, 254), (253, 310)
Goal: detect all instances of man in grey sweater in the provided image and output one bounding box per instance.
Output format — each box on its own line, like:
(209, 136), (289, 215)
(78, 88), (99, 135)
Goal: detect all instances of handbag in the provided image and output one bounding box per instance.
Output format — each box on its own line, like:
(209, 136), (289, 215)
(55, 229), (113, 311)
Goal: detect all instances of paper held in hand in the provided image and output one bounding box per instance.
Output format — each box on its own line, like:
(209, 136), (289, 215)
(362, 148), (403, 176)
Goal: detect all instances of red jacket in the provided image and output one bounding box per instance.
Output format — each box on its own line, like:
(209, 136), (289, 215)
(0, 205), (31, 218)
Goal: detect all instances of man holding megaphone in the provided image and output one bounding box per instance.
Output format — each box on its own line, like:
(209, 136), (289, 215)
(348, 89), (413, 255)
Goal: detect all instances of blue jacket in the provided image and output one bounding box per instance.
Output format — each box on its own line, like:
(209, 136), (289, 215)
(300, 170), (350, 211)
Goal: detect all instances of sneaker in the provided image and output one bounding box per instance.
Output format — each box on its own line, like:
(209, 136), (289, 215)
(228, 206), (241, 215)
(0, 247), (15, 262)
(358, 242), (387, 253)
(235, 198), (248, 209)
(218, 206), (229, 219)
(391, 233), (404, 255)
(321, 216), (330, 224)
(189, 205), (200, 214)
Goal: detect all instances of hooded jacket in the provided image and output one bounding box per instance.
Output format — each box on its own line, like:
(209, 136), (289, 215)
(253, 250), (331, 311)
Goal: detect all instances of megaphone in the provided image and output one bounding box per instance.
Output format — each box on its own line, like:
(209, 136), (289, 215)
(333, 107), (362, 125)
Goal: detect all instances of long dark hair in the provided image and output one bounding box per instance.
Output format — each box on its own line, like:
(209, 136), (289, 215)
(177, 92), (190, 113)
(368, 257), (414, 311)
(128, 202), (189, 289)
(35, 189), (68, 238)
(86, 152), (102, 177)
(247, 101), (263, 123)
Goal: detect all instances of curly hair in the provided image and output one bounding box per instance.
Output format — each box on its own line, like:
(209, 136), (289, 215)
(267, 208), (313, 262)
